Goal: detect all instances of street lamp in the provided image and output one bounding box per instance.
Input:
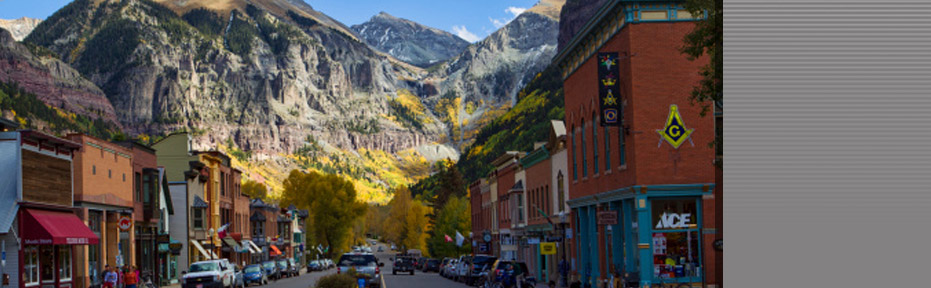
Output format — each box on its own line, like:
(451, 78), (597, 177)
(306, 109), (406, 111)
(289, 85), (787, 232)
(208, 228), (215, 260)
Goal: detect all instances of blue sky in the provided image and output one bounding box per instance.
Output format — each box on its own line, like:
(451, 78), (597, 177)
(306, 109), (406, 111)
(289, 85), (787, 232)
(0, 0), (539, 42)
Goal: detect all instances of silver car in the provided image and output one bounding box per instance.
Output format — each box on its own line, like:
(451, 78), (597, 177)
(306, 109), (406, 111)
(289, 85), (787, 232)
(336, 252), (383, 288)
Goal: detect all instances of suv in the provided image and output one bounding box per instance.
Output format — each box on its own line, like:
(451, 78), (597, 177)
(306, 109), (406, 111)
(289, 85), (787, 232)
(465, 255), (498, 286)
(261, 261), (280, 281)
(423, 259), (440, 273)
(182, 259), (235, 288)
(455, 255), (472, 282)
(392, 256), (415, 275)
(337, 252), (383, 288)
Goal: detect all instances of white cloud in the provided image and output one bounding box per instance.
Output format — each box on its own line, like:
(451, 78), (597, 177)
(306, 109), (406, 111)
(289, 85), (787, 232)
(490, 6), (527, 29)
(452, 25), (481, 43)
(506, 7), (528, 17)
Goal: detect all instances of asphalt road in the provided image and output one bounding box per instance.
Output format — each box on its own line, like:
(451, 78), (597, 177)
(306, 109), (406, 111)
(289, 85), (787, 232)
(369, 240), (470, 288)
(246, 267), (336, 288)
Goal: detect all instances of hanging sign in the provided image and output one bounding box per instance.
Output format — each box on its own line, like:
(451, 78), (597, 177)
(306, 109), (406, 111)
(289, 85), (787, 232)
(118, 216), (132, 231)
(540, 242), (557, 255)
(656, 104), (695, 149)
(597, 211), (618, 225)
(598, 52), (622, 126)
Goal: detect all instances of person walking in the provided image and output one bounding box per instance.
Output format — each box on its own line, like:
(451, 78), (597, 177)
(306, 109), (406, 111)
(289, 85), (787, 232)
(103, 267), (118, 288)
(124, 266), (138, 288)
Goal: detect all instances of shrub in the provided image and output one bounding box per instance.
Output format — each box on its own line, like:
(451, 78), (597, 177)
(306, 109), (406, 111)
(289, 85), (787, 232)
(182, 8), (224, 38)
(313, 271), (357, 288)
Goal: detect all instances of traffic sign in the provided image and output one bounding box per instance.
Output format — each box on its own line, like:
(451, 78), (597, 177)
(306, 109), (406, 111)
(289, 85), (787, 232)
(540, 242), (556, 255)
(118, 216), (132, 231)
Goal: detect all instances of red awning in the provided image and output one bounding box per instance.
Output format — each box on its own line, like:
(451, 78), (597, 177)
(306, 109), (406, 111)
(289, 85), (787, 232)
(21, 209), (99, 245)
(269, 245), (282, 256)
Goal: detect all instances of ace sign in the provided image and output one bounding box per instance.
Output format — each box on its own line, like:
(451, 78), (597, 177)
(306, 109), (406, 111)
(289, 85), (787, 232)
(652, 199), (697, 230)
(118, 216), (132, 231)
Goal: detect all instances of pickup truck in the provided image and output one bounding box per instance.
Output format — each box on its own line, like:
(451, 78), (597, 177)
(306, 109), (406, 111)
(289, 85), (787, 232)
(182, 259), (235, 288)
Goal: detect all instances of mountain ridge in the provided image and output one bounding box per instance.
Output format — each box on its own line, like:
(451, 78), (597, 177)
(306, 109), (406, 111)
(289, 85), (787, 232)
(351, 11), (469, 68)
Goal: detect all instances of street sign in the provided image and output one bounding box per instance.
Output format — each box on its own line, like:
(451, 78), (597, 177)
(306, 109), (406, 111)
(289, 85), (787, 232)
(118, 216), (132, 231)
(527, 238), (540, 245)
(540, 242), (556, 255)
(597, 211), (618, 225)
(483, 231), (492, 243)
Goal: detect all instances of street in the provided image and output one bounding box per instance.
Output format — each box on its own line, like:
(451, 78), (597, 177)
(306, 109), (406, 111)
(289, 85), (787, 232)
(244, 269), (336, 288)
(371, 242), (472, 288)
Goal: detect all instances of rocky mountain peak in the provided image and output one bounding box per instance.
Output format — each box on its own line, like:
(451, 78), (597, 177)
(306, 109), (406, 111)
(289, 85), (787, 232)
(352, 12), (469, 68)
(0, 17), (42, 41)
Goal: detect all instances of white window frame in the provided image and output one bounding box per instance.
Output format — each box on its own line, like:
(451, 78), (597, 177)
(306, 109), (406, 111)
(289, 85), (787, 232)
(24, 246), (39, 287)
(60, 247), (72, 282)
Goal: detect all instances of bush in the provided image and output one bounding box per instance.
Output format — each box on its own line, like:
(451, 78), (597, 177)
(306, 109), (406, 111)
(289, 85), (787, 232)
(314, 270), (358, 288)
(182, 8), (224, 38)
(225, 11), (258, 57)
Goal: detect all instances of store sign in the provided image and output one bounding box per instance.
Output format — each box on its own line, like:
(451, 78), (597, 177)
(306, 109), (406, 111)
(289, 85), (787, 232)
(540, 242), (557, 255)
(654, 213), (692, 229)
(597, 52), (622, 126)
(597, 211), (618, 225)
(118, 216), (132, 231)
(656, 105), (695, 149)
(527, 238), (540, 245)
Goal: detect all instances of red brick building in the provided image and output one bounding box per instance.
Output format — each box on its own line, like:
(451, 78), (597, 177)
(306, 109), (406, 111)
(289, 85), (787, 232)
(553, 1), (718, 287)
(492, 152), (522, 260)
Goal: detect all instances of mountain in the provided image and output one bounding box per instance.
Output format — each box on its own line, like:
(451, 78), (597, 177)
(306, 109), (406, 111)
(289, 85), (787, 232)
(351, 12), (469, 68)
(425, 0), (565, 149)
(0, 17), (42, 41)
(0, 27), (121, 132)
(19, 0), (566, 202)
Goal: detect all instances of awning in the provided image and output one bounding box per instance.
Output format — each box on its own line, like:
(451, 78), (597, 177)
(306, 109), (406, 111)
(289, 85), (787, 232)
(249, 240), (262, 253)
(190, 240), (212, 259)
(242, 240), (257, 254)
(269, 245), (282, 256)
(21, 209), (99, 245)
(222, 237), (242, 252)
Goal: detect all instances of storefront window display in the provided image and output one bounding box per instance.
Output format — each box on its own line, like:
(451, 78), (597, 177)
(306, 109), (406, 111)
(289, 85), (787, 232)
(40, 246), (55, 284)
(651, 198), (701, 280)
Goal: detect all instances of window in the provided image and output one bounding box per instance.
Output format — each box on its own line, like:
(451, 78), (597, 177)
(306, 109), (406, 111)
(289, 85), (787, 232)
(221, 173), (226, 196)
(40, 246), (54, 283)
(571, 126), (578, 180)
(517, 193), (524, 222)
(92, 165), (96, 175)
(619, 125), (626, 166)
(135, 173), (142, 202)
(581, 119), (588, 178)
(605, 125), (611, 170)
(59, 247), (72, 281)
(143, 174), (152, 205)
(122, 173), (126, 182)
(24, 246), (38, 286)
(193, 208), (204, 229)
(108, 169), (112, 179)
(557, 172), (565, 212)
(593, 114), (599, 175)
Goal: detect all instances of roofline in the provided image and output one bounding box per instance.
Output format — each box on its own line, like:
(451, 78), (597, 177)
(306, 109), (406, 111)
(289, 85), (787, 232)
(552, 0), (623, 70)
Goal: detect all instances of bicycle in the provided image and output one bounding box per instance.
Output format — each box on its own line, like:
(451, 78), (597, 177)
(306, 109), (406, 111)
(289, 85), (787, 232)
(140, 273), (158, 288)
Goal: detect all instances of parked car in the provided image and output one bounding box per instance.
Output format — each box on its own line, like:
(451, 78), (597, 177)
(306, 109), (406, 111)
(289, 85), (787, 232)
(465, 255), (498, 286)
(455, 255), (472, 282)
(392, 255), (415, 275)
(277, 260), (293, 278)
(288, 258), (301, 276)
(261, 261), (280, 281)
(482, 260), (535, 288)
(443, 259), (459, 278)
(182, 259), (235, 288)
(377, 246), (384, 252)
(242, 264), (267, 286)
(336, 252), (383, 288)
(439, 258), (452, 277)
(423, 258), (441, 273)
(307, 260), (322, 272)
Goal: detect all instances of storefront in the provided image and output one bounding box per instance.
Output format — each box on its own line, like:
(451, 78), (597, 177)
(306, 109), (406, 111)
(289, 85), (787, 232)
(19, 207), (99, 288)
(568, 184), (712, 288)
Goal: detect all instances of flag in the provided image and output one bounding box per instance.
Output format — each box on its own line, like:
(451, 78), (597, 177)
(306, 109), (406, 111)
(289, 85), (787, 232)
(444, 235), (453, 243)
(217, 223), (230, 239)
(455, 231), (465, 247)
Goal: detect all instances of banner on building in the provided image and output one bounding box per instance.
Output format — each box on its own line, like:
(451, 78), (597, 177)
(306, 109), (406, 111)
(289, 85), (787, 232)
(598, 52), (622, 126)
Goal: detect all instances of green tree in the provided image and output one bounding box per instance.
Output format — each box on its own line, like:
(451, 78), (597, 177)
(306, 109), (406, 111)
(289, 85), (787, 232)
(279, 170), (367, 258)
(384, 186), (431, 254)
(434, 159), (466, 210)
(241, 179), (267, 200)
(426, 196), (472, 259)
(681, 0), (722, 164)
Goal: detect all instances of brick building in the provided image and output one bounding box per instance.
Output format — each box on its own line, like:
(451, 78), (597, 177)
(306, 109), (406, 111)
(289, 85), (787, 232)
(553, 1), (718, 287)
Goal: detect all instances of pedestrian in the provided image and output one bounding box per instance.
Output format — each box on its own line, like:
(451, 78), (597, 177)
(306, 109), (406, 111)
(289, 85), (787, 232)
(124, 266), (138, 288)
(558, 259), (569, 287)
(103, 267), (118, 288)
(101, 264), (111, 287)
